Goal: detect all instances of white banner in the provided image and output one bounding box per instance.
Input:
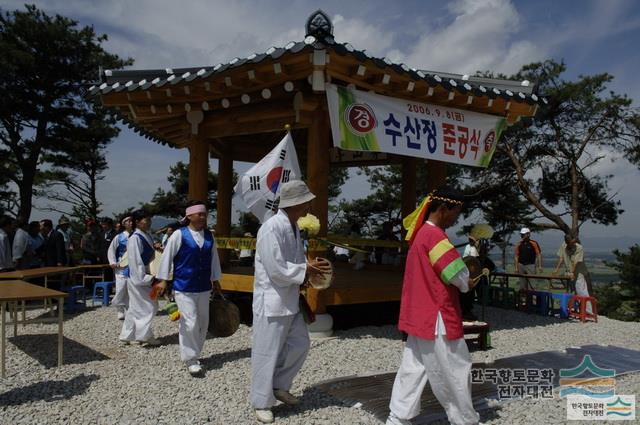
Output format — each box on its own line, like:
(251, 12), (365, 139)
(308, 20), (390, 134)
(233, 132), (301, 222)
(326, 84), (508, 168)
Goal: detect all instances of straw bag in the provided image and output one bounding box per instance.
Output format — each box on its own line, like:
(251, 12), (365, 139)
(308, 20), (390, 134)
(208, 291), (240, 337)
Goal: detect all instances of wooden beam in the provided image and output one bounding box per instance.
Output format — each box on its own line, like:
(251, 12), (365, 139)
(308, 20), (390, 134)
(401, 157), (417, 240)
(202, 112), (313, 139)
(306, 107), (331, 263)
(216, 150), (233, 266)
(427, 160), (447, 192)
(187, 136), (209, 202)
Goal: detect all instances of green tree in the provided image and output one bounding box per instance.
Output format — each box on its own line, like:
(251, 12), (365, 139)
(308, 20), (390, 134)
(0, 5), (131, 222)
(40, 107), (119, 221)
(0, 171), (17, 216)
(233, 211), (260, 237)
(329, 163), (462, 236)
(495, 60), (640, 238)
(328, 167), (349, 201)
(458, 149), (537, 267)
(596, 245), (640, 322)
(143, 161), (233, 220)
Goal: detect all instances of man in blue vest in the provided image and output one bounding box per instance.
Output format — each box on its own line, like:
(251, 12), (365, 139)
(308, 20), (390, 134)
(108, 216), (134, 320)
(156, 201), (222, 376)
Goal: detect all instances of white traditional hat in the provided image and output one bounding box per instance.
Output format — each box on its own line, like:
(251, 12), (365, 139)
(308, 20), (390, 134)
(520, 227), (531, 234)
(278, 180), (316, 209)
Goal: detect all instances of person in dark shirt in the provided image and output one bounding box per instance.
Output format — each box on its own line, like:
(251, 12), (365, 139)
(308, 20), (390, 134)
(40, 219), (67, 267)
(514, 227), (542, 290)
(100, 217), (116, 263)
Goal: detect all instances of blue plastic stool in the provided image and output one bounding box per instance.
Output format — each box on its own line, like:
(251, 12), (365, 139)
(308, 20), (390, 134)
(92, 281), (115, 306)
(550, 292), (572, 318)
(62, 285), (87, 313)
(526, 291), (551, 315)
(533, 291), (552, 316)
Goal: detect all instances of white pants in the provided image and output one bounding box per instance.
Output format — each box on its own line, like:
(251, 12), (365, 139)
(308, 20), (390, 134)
(250, 312), (310, 409)
(112, 274), (129, 314)
(174, 290), (211, 363)
(119, 280), (158, 342)
(388, 334), (479, 425)
(575, 273), (593, 314)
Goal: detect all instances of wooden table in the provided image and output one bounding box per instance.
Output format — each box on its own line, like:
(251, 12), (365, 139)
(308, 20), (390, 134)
(73, 264), (109, 287)
(0, 267), (77, 285)
(491, 271), (572, 291)
(0, 267), (77, 313)
(0, 280), (67, 378)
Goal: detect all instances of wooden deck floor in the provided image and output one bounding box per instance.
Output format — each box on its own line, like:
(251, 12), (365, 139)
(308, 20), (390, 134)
(220, 262), (405, 313)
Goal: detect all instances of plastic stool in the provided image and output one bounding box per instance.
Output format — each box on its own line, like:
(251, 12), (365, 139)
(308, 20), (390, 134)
(62, 285), (87, 313)
(530, 291), (552, 316)
(92, 281), (115, 306)
(517, 289), (530, 311)
(490, 286), (517, 309)
(550, 293), (572, 318)
(568, 295), (598, 323)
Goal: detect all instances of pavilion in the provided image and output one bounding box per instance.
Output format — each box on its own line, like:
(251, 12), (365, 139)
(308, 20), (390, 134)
(92, 11), (541, 325)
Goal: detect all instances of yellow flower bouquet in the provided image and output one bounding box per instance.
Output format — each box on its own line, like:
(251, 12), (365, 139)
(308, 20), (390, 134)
(297, 213), (320, 237)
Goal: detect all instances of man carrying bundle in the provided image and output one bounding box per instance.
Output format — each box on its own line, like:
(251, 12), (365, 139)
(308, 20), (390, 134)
(386, 187), (480, 425)
(156, 201), (222, 376)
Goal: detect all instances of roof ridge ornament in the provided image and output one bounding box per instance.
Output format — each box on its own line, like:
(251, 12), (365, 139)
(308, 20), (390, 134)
(306, 10), (333, 40)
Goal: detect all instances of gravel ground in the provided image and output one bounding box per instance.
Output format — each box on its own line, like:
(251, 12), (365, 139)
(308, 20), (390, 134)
(0, 303), (638, 424)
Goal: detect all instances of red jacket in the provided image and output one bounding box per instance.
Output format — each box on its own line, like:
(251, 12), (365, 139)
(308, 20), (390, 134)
(398, 223), (467, 340)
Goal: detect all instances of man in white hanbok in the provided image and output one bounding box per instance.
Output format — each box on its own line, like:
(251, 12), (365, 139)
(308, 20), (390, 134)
(156, 202), (222, 376)
(251, 180), (331, 424)
(108, 216), (134, 320)
(119, 210), (160, 346)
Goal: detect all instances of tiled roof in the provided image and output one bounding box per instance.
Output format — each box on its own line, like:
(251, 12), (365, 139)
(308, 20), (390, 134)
(90, 35), (544, 106)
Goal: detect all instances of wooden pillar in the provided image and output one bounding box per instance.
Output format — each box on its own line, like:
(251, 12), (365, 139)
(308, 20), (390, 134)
(306, 109), (330, 249)
(427, 159), (447, 193)
(306, 108), (330, 315)
(401, 157), (417, 240)
(188, 137), (209, 202)
(216, 153), (233, 266)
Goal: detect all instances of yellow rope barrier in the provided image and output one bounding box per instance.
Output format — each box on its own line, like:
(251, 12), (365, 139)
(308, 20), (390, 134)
(215, 236), (405, 252)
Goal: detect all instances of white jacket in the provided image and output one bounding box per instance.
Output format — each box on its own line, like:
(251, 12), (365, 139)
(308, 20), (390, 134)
(253, 209), (307, 317)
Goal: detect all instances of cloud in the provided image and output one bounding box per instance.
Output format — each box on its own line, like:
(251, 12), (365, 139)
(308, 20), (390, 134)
(4, 0), (307, 69)
(395, 0), (547, 75)
(6, 0), (639, 244)
(332, 14), (395, 57)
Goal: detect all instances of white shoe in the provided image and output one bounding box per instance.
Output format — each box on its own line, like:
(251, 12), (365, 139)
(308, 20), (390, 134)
(142, 337), (161, 346)
(255, 409), (274, 424)
(273, 389), (299, 406)
(187, 363), (203, 375)
(117, 311), (125, 320)
(385, 412), (412, 425)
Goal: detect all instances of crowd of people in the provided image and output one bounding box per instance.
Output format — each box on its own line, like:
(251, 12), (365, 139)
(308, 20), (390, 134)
(0, 215), (132, 272)
(0, 182), (597, 425)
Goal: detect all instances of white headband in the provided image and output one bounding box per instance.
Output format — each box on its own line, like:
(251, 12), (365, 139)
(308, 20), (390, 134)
(185, 204), (207, 216)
